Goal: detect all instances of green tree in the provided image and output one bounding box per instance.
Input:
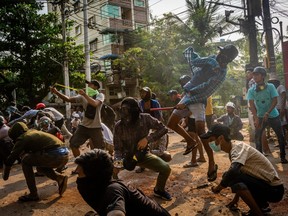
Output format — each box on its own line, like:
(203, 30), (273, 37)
(113, 0), (243, 109)
(0, 1), (84, 109)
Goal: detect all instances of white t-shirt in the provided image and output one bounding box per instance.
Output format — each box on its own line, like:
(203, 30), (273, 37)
(44, 107), (64, 121)
(101, 123), (113, 145)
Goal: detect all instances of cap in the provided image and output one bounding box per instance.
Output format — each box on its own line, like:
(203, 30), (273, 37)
(140, 87), (151, 92)
(200, 124), (231, 140)
(35, 103), (46, 110)
(218, 44), (238, 62)
(86, 80), (100, 89)
(225, 102), (235, 109)
(268, 73), (279, 81)
(73, 113), (80, 118)
(167, 90), (178, 96)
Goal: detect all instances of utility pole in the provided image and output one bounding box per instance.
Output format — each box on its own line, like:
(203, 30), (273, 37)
(83, 0), (91, 84)
(262, 0), (276, 75)
(60, 0), (71, 119)
(246, 0), (259, 67)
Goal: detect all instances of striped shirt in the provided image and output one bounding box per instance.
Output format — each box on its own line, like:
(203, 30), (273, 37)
(230, 141), (282, 186)
(181, 46), (227, 105)
(114, 113), (168, 159)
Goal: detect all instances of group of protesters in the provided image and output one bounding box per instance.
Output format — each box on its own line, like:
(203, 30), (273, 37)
(0, 43), (287, 216)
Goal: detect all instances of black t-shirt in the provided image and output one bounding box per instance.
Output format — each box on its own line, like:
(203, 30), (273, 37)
(77, 178), (170, 216)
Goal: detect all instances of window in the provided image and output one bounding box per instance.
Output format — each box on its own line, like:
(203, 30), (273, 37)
(90, 39), (98, 51)
(100, 4), (120, 19)
(75, 24), (82, 35)
(134, 0), (145, 7)
(88, 16), (96, 28)
(102, 34), (114, 45)
(104, 61), (111, 71)
(135, 23), (145, 29)
(52, 5), (57, 12)
(73, 0), (81, 12)
(89, 16), (96, 25)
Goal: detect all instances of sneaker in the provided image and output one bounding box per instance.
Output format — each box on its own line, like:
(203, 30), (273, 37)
(55, 165), (68, 174)
(153, 188), (172, 201)
(261, 207), (271, 213)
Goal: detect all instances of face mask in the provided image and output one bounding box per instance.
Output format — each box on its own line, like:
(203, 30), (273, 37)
(87, 87), (99, 97)
(209, 141), (221, 152)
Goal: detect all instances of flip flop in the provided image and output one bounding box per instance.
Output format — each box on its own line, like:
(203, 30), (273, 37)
(207, 164), (218, 182)
(183, 162), (199, 168)
(183, 143), (198, 155)
(18, 195), (39, 202)
(58, 175), (68, 196)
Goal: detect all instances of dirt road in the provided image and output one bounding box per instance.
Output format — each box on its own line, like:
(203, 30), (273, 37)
(0, 121), (288, 215)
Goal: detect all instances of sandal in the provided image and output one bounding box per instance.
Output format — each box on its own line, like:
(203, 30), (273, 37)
(183, 162), (199, 168)
(207, 164), (218, 182)
(135, 167), (145, 173)
(58, 175), (68, 196)
(18, 194), (39, 202)
(183, 143), (199, 155)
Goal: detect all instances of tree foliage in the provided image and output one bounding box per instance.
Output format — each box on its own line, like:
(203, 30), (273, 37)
(116, 0), (242, 108)
(0, 1), (84, 109)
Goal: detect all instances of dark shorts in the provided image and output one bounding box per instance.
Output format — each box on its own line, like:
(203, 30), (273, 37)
(228, 173), (284, 207)
(70, 125), (105, 149)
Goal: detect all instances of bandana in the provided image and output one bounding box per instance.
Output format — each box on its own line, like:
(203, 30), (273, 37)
(87, 87), (99, 97)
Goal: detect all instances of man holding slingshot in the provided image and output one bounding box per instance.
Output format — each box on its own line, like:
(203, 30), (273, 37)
(50, 80), (105, 159)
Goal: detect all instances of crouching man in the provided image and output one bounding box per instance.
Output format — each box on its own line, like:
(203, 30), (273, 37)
(3, 122), (69, 202)
(113, 97), (172, 201)
(200, 124), (284, 216)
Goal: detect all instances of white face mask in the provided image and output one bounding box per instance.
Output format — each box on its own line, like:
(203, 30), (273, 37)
(209, 141), (221, 152)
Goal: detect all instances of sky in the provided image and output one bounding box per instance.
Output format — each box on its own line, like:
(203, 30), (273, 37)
(148, 0), (288, 44)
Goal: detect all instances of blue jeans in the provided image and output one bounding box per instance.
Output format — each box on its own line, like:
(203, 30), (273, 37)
(21, 150), (69, 195)
(255, 116), (286, 159)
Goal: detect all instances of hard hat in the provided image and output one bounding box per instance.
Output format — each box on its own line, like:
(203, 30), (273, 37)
(35, 103), (46, 110)
(225, 102), (235, 109)
(252, 66), (267, 76)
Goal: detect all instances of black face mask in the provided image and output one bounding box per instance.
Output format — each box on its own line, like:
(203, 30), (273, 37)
(120, 107), (140, 125)
(76, 177), (105, 211)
